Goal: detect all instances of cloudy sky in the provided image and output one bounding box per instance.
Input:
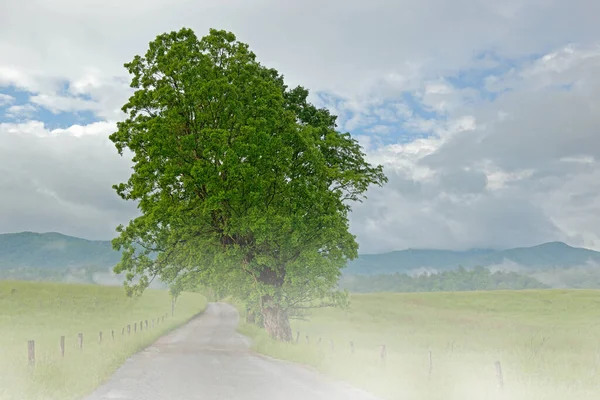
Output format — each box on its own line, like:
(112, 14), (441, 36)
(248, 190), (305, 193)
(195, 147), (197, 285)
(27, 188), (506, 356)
(1, 0), (600, 254)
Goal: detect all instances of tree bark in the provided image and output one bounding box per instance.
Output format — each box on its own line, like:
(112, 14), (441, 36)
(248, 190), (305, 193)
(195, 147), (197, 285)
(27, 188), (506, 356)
(261, 296), (292, 341)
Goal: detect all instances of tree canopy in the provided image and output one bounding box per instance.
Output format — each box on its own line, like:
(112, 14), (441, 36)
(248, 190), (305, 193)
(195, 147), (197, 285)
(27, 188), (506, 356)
(110, 27), (387, 340)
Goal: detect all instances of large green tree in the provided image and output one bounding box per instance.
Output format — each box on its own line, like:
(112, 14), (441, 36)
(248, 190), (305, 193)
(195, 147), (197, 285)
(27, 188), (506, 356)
(110, 27), (387, 340)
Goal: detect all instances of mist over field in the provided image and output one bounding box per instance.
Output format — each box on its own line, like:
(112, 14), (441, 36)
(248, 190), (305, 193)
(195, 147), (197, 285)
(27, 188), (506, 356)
(2, 0), (600, 399)
(404, 260), (600, 289)
(3, 232), (600, 293)
(239, 290), (600, 400)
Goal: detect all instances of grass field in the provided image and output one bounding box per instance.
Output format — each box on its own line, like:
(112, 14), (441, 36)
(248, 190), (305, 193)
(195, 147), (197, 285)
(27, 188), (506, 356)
(0, 280), (206, 400)
(238, 289), (600, 400)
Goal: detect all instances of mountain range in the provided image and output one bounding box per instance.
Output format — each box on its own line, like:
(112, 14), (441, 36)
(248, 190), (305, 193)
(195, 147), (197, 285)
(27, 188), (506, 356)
(345, 242), (600, 275)
(1, 232), (600, 278)
(0, 231), (121, 269)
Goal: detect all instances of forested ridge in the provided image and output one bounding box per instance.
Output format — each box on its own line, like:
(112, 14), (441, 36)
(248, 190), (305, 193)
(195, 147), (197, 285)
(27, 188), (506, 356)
(339, 266), (549, 293)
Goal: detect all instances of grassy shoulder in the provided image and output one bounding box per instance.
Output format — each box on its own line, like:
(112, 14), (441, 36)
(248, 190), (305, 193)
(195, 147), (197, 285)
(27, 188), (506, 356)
(235, 290), (600, 400)
(0, 280), (206, 400)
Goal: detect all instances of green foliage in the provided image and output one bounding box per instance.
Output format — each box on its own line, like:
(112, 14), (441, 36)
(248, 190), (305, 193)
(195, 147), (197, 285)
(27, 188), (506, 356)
(109, 27), (386, 321)
(529, 265), (600, 288)
(340, 266), (549, 293)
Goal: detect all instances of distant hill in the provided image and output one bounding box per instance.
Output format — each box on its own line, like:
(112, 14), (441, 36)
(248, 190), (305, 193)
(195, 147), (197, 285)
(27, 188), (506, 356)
(344, 242), (600, 275)
(0, 232), (121, 269)
(0, 232), (169, 287)
(3, 232), (600, 288)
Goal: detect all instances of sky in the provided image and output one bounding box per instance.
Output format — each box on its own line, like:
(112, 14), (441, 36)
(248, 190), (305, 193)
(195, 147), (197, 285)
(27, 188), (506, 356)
(1, 0), (600, 254)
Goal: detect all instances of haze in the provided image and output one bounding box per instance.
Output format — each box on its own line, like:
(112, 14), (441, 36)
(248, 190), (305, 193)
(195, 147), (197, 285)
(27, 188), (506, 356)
(1, 1), (599, 400)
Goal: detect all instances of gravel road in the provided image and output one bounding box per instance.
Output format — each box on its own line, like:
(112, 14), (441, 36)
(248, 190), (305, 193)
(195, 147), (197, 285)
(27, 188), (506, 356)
(82, 302), (382, 400)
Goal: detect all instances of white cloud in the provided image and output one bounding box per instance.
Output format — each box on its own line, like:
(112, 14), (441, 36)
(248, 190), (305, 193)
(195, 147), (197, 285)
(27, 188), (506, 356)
(350, 44), (600, 252)
(51, 121), (118, 137)
(0, 67), (36, 91)
(0, 93), (14, 106)
(486, 44), (600, 94)
(65, 70), (132, 120)
(1, 0), (599, 116)
(30, 93), (100, 114)
(425, 83), (452, 95)
(0, 66), (66, 94)
(366, 125), (391, 135)
(0, 121), (136, 240)
(0, 0), (599, 254)
(4, 104), (37, 119)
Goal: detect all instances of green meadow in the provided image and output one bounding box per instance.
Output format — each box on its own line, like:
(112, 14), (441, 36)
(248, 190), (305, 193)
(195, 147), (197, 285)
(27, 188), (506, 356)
(0, 280), (206, 400)
(239, 289), (600, 400)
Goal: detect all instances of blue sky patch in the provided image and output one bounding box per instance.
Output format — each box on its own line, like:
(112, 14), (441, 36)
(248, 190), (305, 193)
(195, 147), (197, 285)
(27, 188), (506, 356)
(0, 85), (101, 129)
(446, 50), (548, 102)
(401, 92), (442, 120)
(312, 90), (449, 147)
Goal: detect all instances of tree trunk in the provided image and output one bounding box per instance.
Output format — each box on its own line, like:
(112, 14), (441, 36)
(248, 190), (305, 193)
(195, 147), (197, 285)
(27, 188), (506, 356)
(261, 298), (292, 341)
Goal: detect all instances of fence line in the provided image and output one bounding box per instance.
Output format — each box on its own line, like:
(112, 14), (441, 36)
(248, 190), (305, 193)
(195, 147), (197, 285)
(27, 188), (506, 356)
(495, 360), (504, 390)
(26, 312), (170, 368)
(291, 330), (506, 391)
(26, 314), (507, 390)
(428, 349), (433, 378)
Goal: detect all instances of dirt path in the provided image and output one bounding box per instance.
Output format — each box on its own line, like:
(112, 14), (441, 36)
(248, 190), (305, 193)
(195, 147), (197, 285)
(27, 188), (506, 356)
(82, 302), (382, 400)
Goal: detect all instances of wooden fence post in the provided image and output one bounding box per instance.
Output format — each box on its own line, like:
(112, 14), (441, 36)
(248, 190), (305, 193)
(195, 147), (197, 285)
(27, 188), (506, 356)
(305, 335), (309, 345)
(139, 320), (143, 332)
(111, 330), (115, 340)
(127, 325), (131, 335)
(60, 336), (65, 357)
(350, 341), (354, 354)
(145, 320), (148, 330)
(495, 361), (504, 390)
(428, 350), (433, 378)
(134, 322), (137, 333)
(78, 333), (83, 350)
(380, 344), (387, 366)
(296, 331), (300, 343)
(98, 331), (103, 344)
(28, 340), (35, 367)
